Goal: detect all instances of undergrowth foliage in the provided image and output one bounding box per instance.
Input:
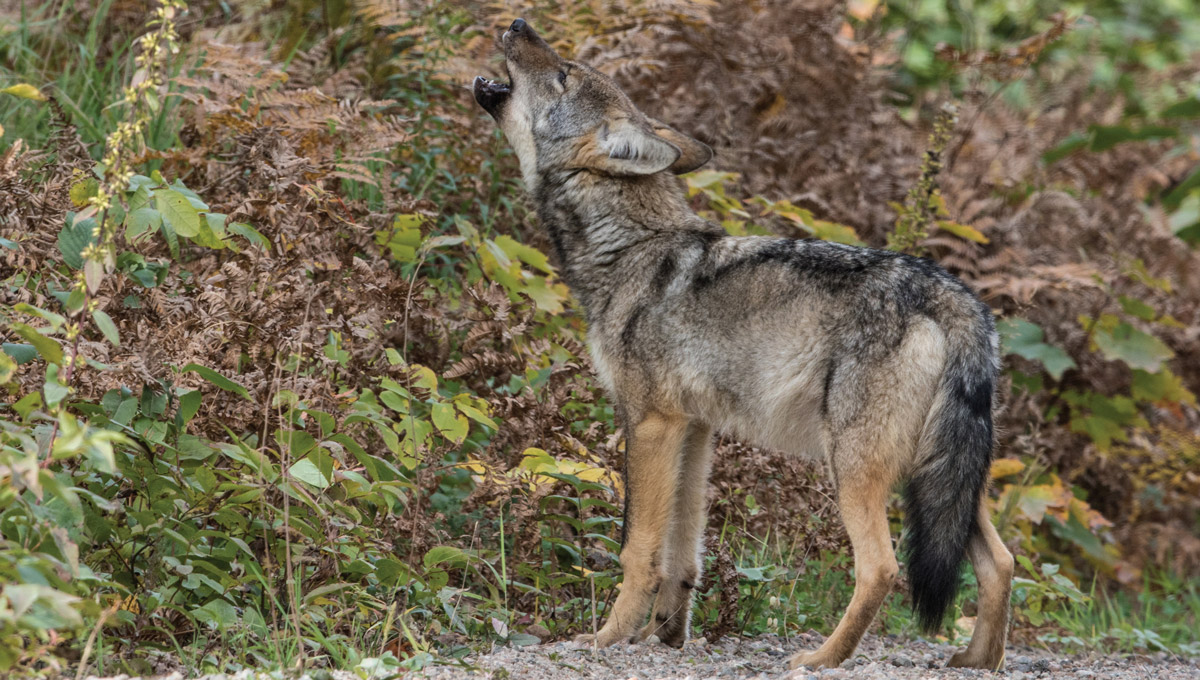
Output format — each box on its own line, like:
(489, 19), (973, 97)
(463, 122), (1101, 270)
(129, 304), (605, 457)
(1, 0), (1199, 675)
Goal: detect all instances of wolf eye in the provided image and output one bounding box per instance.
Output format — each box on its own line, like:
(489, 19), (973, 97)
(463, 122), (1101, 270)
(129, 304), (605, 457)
(556, 71), (568, 87)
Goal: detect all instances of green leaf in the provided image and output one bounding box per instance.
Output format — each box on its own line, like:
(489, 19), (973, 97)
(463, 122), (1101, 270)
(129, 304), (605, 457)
(182, 363), (250, 399)
(289, 458), (330, 489)
(125, 208), (162, 242)
(92, 310), (119, 346)
(937, 220), (989, 244)
(10, 323), (63, 365)
(1, 83), (47, 101)
(423, 545), (469, 569)
(1163, 166), (1200, 211)
(2, 343), (38, 364)
(997, 318), (1076, 380)
(69, 178), (99, 207)
(1093, 322), (1174, 373)
(192, 598), (238, 630)
(228, 222), (269, 250)
(1162, 94), (1200, 119)
(154, 188), (201, 237)
(1042, 132), (1088, 165)
(1131, 369), (1196, 407)
(1087, 124), (1177, 152)
(1118, 296), (1156, 322)
(0, 352), (15, 384)
(178, 389), (202, 423)
(57, 215), (97, 269)
(44, 363), (69, 408)
(494, 234), (554, 274)
(431, 401), (468, 443)
(128, 184), (153, 212)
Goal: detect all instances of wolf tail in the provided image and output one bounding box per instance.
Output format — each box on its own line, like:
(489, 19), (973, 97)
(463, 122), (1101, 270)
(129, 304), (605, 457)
(904, 301), (998, 633)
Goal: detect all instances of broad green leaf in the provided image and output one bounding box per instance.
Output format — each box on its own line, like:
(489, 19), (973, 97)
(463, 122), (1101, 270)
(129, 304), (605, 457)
(431, 401), (468, 443)
(1118, 296), (1156, 322)
(1131, 369), (1196, 407)
(10, 323), (63, 365)
(91, 310), (119, 346)
(69, 178), (99, 207)
(229, 222), (269, 250)
(289, 458), (330, 489)
(1, 83), (46, 101)
(192, 598), (238, 630)
(423, 545), (469, 569)
(44, 363), (69, 408)
(58, 215), (97, 269)
(495, 234), (553, 274)
(125, 208), (162, 242)
(1088, 124), (1176, 152)
(154, 188), (201, 237)
(128, 184), (153, 212)
(178, 389), (202, 423)
(997, 317), (1076, 380)
(2, 342), (38, 365)
(0, 352), (14, 383)
(182, 363), (250, 399)
(1093, 323), (1173, 373)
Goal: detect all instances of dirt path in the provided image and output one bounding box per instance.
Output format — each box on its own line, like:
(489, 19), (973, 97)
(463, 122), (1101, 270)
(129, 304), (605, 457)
(409, 632), (1199, 680)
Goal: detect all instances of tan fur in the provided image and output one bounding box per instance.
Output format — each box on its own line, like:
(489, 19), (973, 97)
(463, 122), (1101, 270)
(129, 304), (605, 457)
(475, 19), (1012, 670)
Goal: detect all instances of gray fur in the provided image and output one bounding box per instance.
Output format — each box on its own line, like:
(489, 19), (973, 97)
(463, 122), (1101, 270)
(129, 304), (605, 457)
(474, 19), (1013, 670)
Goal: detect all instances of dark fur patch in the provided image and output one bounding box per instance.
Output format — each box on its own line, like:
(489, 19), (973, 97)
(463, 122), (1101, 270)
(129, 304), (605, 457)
(621, 305), (646, 352)
(904, 326), (996, 633)
(651, 252), (678, 295)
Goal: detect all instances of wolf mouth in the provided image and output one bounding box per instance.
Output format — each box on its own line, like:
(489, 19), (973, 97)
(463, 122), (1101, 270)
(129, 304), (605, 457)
(473, 76), (510, 117)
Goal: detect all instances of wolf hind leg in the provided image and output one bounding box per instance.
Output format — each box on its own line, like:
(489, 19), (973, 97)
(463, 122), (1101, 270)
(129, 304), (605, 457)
(576, 412), (689, 647)
(947, 501), (1013, 669)
(790, 451), (898, 670)
(635, 422), (714, 647)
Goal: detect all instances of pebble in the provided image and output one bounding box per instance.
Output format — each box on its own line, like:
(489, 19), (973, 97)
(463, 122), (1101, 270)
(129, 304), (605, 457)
(84, 633), (1200, 680)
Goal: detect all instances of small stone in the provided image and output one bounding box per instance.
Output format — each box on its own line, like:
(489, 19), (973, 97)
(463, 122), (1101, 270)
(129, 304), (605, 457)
(891, 655), (914, 667)
(525, 623), (551, 641)
(1012, 671), (1027, 680)
(839, 659), (855, 670)
(1076, 671), (1095, 678)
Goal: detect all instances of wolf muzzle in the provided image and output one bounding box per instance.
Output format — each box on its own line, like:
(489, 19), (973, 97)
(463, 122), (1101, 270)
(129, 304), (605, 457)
(473, 76), (510, 118)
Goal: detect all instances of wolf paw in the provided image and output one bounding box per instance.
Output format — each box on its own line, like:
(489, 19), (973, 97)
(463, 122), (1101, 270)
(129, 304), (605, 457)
(788, 649), (845, 670)
(573, 627), (630, 648)
(946, 649), (1004, 670)
(635, 622), (685, 648)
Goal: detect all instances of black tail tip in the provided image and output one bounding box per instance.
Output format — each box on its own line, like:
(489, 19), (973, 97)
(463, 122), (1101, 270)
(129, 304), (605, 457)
(908, 548), (965, 633)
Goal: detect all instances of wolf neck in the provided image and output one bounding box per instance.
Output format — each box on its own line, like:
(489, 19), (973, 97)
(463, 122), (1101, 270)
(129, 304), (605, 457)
(531, 170), (699, 310)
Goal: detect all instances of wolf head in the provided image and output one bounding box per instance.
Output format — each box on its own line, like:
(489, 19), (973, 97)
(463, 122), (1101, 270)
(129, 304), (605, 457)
(473, 19), (712, 187)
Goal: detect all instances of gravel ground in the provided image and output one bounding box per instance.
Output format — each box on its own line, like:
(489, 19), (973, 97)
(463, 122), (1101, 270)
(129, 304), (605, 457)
(409, 632), (1200, 680)
(82, 633), (1200, 680)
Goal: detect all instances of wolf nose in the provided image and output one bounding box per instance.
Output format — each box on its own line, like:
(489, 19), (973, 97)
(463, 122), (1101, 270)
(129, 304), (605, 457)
(510, 18), (527, 33)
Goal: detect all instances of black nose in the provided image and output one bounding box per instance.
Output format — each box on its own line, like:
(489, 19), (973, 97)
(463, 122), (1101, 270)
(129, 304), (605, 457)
(510, 18), (527, 33)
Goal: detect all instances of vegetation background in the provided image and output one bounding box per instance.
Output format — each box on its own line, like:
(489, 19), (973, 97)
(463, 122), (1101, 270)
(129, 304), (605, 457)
(1, 0), (1199, 675)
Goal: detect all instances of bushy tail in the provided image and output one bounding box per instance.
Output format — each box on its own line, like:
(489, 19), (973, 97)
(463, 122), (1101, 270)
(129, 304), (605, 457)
(905, 307), (997, 633)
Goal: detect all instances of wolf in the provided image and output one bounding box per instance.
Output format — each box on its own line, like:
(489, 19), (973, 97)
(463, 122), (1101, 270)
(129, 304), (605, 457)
(473, 18), (1014, 671)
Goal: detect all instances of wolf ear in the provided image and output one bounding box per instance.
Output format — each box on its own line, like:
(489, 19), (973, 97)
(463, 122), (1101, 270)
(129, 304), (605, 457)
(649, 119), (713, 174)
(578, 118), (682, 176)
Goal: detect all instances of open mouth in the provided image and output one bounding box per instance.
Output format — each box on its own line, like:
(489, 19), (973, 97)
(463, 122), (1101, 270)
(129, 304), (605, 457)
(473, 76), (511, 117)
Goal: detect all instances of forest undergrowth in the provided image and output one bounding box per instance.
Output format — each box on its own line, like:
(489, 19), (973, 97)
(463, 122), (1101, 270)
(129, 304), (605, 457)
(1, 0), (1199, 675)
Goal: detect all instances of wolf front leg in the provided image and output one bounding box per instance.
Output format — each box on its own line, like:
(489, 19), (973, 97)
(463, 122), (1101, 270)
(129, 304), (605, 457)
(636, 422), (714, 647)
(577, 412), (690, 647)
